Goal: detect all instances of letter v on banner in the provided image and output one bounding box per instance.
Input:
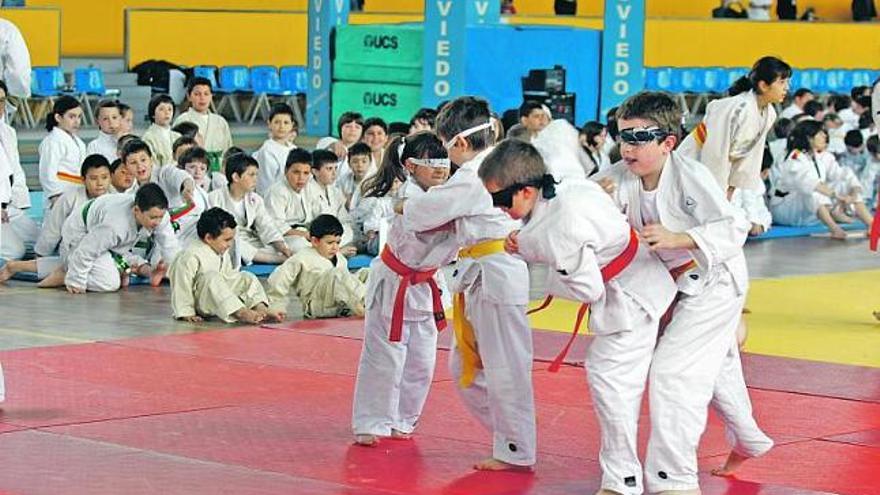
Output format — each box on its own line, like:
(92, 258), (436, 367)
(422, 0), (500, 109)
(599, 0), (645, 119)
(307, 0), (350, 136)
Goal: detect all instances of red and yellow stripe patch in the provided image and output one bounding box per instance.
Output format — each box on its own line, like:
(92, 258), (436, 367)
(692, 122), (707, 145)
(57, 171), (83, 185)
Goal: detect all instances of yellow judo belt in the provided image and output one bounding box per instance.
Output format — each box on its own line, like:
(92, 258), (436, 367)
(453, 239), (506, 388)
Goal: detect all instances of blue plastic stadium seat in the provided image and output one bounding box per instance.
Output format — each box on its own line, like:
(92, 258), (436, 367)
(250, 65), (284, 95)
(218, 66), (251, 93)
(849, 69), (876, 88)
(823, 69), (852, 94)
(723, 67), (748, 91)
(31, 67), (64, 97)
(677, 68), (704, 93)
(645, 67), (676, 92)
(73, 67), (106, 96)
(193, 65), (219, 90)
(701, 67), (726, 93)
(798, 69), (827, 93)
(280, 66), (308, 94)
(787, 69), (801, 90)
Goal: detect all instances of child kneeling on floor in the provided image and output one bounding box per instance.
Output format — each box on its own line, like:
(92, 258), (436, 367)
(266, 214), (367, 319)
(169, 207), (282, 324)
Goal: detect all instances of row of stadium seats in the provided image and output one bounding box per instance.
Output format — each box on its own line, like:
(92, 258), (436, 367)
(645, 67), (880, 95)
(20, 66), (118, 129)
(192, 65), (308, 124)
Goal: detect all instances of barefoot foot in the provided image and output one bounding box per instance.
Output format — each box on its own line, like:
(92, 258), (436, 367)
(711, 450), (750, 477)
(830, 228), (848, 240)
(233, 307), (265, 324)
(150, 261), (167, 287)
(0, 262), (12, 284)
(37, 267), (66, 288)
(354, 434), (378, 446)
(473, 457), (533, 472)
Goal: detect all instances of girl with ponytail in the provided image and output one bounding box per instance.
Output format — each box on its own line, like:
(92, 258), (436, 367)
(38, 95), (86, 208)
(679, 55), (791, 193)
(351, 131), (457, 447)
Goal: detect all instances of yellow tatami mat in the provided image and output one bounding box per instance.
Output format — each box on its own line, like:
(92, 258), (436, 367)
(528, 270), (880, 368)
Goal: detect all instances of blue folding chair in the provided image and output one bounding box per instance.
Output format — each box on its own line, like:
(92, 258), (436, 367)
(247, 65), (285, 124)
(74, 67), (119, 125)
(279, 66), (307, 128)
(215, 65), (251, 122)
(823, 69), (852, 94)
(849, 69), (875, 88)
(798, 69), (827, 93)
(193, 65), (219, 89)
(27, 67), (66, 128)
(644, 67), (675, 91)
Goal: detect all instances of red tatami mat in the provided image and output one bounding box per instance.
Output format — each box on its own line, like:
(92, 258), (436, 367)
(0, 326), (876, 494)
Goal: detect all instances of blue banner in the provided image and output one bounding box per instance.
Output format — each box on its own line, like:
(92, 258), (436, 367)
(306, 0), (349, 136)
(422, 1), (499, 109)
(599, 0), (645, 120)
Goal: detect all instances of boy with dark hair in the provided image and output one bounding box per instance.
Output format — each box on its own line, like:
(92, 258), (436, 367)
(595, 91), (770, 492)
(62, 183), (179, 293)
(141, 94), (180, 166)
(402, 95), (536, 471)
(480, 138), (676, 495)
(86, 100), (122, 163)
(208, 152), (291, 265)
(122, 139), (195, 208)
(266, 214), (367, 318)
(409, 107), (437, 133)
(109, 158), (133, 193)
(255, 103), (299, 195)
(173, 76), (233, 155)
(338, 142), (371, 210)
(266, 148), (315, 253)
(118, 102), (134, 135)
(362, 117), (389, 165)
(169, 207), (281, 324)
(337, 111), (364, 148)
(308, 149), (355, 254)
(518, 100), (551, 139)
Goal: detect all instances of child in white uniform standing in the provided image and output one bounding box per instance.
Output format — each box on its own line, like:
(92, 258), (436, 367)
(402, 97), (535, 471)
(38, 96), (86, 208)
(480, 139), (677, 495)
(352, 132), (456, 446)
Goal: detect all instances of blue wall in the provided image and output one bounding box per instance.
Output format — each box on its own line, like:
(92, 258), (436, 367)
(464, 25), (601, 123)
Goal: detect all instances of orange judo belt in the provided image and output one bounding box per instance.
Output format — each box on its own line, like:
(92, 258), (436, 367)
(528, 227), (641, 373)
(380, 245), (447, 342)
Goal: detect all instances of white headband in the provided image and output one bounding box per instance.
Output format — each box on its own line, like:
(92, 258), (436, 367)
(444, 120), (494, 150)
(409, 157), (451, 169)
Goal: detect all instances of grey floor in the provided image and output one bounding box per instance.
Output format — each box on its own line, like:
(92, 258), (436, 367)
(1, 235), (876, 352)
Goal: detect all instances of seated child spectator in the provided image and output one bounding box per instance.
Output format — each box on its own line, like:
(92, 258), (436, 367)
(62, 183), (179, 293)
(362, 117), (389, 166)
(265, 148), (316, 253)
(1, 155), (112, 285)
(172, 121), (205, 148)
(408, 107), (437, 134)
(38, 96), (86, 208)
(824, 113), (846, 155)
(861, 135), (880, 207)
(770, 120), (868, 239)
(173, 77), (233, 162)
(266, 214), (367, 318)
(122, 139), (194, 201)
(307, 149), (355, 255)
(338, 142), (372, 210)
(109, 158), (134, 193)
(208, 152), (291, 265)
(169, 207), (282, 324)
(171, 147), (213, 246)
(141, 94), (181, 166)
(838, 129), (868, 174)
(254, 103), (298, 196)
(769, 117), (795, 166)
(118, 102), (135, 134)
(86, 100), (121, 163)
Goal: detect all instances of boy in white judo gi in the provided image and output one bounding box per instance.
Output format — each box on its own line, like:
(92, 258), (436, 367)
(169, 207), (282, 325)
(595, 91), (763, 494)
(208, 152), (291, 265)
(351, 131), (457, 447)
(254, 103), (298, 196)
(402, 96), (536, 471)
(2, 154), (113, 286)
(62, 183), (179, 293)
(265, 148), (316, 254)
(480, 139), (677, 495)
(307, 149), (356, 255)
(86, 100), (122, 163)
(173, 77), (233, 157)
(265, 214), (366, 319)
(141, 94), (180, 167)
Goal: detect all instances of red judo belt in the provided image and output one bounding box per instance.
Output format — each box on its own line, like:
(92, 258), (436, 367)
(871, 190), (880, 251)
(529, 227), (640, 372)
(380, 245), (447, 342)
(657, 259), (699, 333)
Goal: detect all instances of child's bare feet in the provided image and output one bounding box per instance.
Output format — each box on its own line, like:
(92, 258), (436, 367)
(711, 450), (750, 477)
(354, 434), (378, 446)
(830, 227), (848, 240)
(473, 458), (533, 472)
(38, 267), (66, 288)
(234, 307), (265, 324)
(390, 429), (411, 440)
(352, 302), (365, 317)
(150, 261), (167, 287)
(0, 262), (12, 284)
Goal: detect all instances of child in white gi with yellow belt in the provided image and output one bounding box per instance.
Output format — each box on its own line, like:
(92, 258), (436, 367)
(595, 91), (756, 495)
(351, 132), (456, 446)
(169, 207), (281, 325)
(402, 97), (536, 471)
(480, 139), (677, 495)
(266, 214), (366, 319)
